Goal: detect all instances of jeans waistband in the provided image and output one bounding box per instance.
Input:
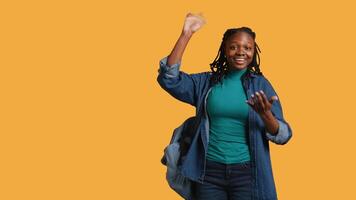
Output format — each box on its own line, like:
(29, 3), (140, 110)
(206, 159), (251, 170)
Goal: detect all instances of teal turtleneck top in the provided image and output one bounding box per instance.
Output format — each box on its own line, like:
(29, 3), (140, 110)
(206, 68), (251, 164)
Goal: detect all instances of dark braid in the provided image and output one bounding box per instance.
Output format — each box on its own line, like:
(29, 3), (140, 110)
(209, 27), (262, 85)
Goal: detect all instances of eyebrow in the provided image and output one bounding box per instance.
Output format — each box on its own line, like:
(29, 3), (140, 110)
(229, 42), (253, 46)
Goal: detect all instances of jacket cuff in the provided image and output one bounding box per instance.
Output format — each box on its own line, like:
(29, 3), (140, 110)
(266, 119), (291, 145)
(158, 56), (181, 78)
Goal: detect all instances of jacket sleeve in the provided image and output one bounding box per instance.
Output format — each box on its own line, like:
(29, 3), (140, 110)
(263, 78), (293, 145)
(157, 56), (204, 107)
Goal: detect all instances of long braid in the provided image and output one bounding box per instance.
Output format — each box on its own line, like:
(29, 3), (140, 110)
(209, 27), (262, 85)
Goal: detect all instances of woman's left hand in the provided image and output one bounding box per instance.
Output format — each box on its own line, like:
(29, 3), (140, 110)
(246, 90), (278, 117)
(246, 90), (280, 135)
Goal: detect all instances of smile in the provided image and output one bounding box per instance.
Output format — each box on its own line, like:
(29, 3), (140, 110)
(233, 58), (245, 64)
(233, 58), (245, 61)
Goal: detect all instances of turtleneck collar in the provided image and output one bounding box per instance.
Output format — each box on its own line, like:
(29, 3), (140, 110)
(225, 68), (248, 79)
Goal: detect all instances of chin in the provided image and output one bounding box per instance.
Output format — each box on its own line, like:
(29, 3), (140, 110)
(231, 64), (248, 70)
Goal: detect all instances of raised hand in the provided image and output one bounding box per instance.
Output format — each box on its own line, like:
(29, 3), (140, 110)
(182, 12), (206, 35)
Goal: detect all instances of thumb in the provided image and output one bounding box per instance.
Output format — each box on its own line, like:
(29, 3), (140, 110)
(269, 96), (278, 104)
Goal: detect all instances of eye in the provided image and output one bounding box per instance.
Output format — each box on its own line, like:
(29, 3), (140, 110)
(245, 46), (251, 50)
(229, 46), (236, 50)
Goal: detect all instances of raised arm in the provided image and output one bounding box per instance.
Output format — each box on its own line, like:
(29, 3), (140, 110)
(157, 13), (207, 106)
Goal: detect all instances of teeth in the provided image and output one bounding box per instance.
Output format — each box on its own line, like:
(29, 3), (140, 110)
(234, 58), (244, 61)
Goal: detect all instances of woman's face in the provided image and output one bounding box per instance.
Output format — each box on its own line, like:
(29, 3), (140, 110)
(224, 32), (255, 71)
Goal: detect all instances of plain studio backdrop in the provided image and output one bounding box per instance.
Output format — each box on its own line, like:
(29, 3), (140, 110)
(1, 0), (356, 199)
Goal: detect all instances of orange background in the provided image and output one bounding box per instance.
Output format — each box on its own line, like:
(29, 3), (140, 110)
(1, 0), (356, 199)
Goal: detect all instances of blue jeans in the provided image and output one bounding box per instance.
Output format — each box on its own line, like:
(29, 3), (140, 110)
(194, 159), (252, 200)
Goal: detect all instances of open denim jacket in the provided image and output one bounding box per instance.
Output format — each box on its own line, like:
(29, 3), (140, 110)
(157, 56), (292, 200)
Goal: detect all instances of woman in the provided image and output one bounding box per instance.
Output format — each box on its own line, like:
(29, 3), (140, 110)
(157, 13), (292, 200)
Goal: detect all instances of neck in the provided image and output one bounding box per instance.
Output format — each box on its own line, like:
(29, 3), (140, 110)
(227, 67), (247, 73)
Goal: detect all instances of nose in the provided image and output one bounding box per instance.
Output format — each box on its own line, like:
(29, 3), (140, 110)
(235, 47), (245, 56)
(235, 50), (245, 56)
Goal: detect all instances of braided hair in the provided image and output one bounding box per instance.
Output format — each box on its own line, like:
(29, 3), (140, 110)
(209, 27), (262, 85)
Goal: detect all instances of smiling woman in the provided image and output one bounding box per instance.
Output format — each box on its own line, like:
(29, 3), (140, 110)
(157, 13), (292, 200)
(224, 32), (255, 70)
(209, 27), (262, 85)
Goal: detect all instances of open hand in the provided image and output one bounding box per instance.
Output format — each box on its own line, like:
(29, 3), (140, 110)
(246, 90), (278, 116)
(182, 12), (206, 35)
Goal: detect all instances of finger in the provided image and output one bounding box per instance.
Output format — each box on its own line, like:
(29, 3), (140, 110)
(245, 99), (254, 107)
(251, 93), (260, 111)
(255, 91), (265, 111)
(246, 96), (255, 105)
(269, 95), (279, 104)
(198, 12), (206, 20)
(259, 90), (269, 106)
(246, 96), (256, 110)
(251, 94), (257, 105)
(196, 14), (206, 23)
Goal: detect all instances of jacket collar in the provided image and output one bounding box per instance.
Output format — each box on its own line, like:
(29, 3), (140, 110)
(208, 70), (257, 77)
(208, 70), (258, 88)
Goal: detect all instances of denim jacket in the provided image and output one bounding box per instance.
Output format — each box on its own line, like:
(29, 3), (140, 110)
(157, 56), (293, 200)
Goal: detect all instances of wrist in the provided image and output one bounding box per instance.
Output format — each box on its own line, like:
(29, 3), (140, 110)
(260, 111), (279, 135)
(181, 30), (193, 38)
(259, 110), (274, 121)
